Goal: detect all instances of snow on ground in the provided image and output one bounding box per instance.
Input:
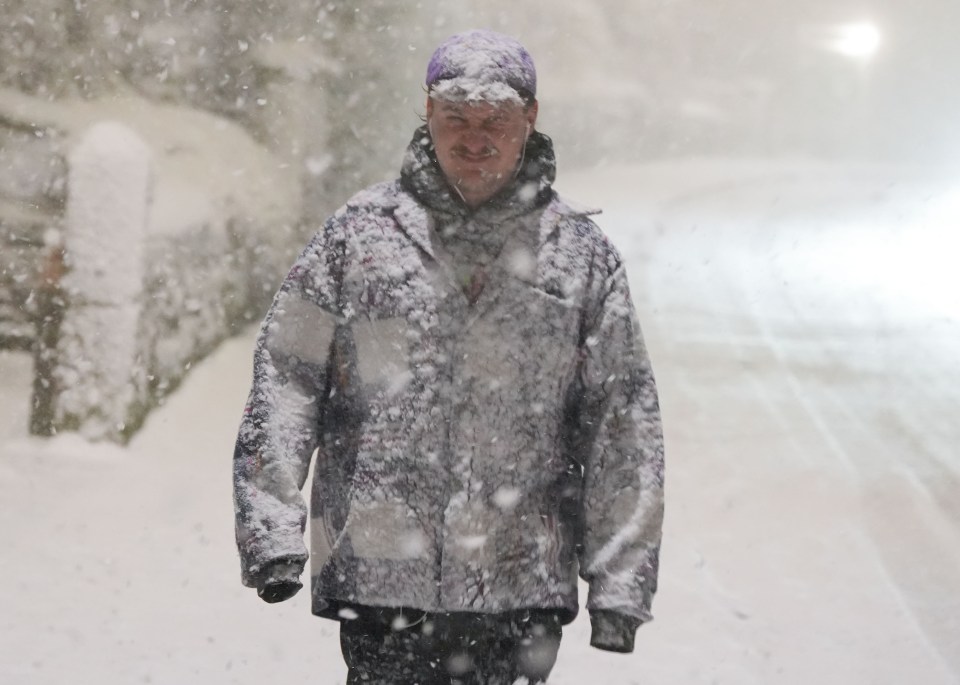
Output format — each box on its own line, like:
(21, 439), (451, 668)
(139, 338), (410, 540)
(560, 159), (960, 684)
(2, 158), (959, 684)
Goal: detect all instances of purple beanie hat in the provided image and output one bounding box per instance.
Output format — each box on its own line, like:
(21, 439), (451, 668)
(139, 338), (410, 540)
(426, 29), (536, 104)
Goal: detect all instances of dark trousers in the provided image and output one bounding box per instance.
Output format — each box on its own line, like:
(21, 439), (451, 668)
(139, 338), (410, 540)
(339, 610), (562, 685)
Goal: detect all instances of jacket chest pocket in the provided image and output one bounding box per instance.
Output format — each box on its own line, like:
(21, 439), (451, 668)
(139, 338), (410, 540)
(352, 316), (411, 388)
(462, 285), (580, 393)
(518, 285), (579, 341)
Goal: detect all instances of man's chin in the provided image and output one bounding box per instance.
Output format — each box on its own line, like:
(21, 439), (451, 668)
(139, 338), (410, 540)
(453, 164), (493, 179)
(456, 178), (503, 199)
(456, 166), (505, 185)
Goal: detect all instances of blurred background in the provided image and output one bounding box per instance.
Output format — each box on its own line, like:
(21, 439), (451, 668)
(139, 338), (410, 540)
(1, 2), (959, 684)
(3, 0), (957, 234)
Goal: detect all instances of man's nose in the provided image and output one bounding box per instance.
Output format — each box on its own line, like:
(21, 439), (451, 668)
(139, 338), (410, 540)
(460, 128), (490, 151)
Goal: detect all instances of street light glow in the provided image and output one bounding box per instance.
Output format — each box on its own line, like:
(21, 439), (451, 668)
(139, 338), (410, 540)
(833, 22), (882, 59)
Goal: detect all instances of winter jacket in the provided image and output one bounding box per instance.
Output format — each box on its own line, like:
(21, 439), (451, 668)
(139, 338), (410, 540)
(233, 128), (665, 652)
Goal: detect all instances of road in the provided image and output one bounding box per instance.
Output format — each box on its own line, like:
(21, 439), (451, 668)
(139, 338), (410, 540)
(560, 160), (960, 684)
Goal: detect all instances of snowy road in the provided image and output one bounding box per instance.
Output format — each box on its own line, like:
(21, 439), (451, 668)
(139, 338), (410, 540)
(562, 160), (960, 684)
(2, 159), (959, 684)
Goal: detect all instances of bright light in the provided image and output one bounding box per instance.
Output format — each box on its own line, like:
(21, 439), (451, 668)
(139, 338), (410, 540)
(832, 23), (882, 59)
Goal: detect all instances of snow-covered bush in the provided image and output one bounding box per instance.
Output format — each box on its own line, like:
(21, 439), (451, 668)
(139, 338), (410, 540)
(14, 95), (303, 444)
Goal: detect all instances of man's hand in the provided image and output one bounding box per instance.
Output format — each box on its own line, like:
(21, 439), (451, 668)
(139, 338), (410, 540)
(258, 579), (302, 603)
(255, 560), (303, 604)
(589, 610), (642, 653)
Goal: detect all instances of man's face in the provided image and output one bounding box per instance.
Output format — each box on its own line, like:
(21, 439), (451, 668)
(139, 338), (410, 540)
(426, 97), (538, 208)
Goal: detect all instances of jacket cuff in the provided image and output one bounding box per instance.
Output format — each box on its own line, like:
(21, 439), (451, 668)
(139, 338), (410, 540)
(589, 610), (642, 653)
(255, 559), (304, 589)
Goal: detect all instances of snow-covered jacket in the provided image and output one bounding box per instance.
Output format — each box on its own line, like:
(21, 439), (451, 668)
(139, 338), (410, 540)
(233, 128), (665, 645)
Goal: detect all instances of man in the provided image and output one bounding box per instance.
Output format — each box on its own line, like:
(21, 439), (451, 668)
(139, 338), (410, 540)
(233, 29), (665, 684)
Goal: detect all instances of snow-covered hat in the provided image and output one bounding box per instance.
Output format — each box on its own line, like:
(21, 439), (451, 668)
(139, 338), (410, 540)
(426, 29), (536, 105)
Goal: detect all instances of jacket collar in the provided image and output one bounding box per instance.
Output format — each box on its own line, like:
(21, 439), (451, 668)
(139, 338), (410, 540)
(391, 125), (599, 258)
(338, 126), (601, 272)
(392, 191), (435, 259)
(399, 124), (557, 220)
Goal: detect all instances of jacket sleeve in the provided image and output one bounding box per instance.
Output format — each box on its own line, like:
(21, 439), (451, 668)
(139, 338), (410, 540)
(233, 225), (343, 588)
(565, 253), (665, 650)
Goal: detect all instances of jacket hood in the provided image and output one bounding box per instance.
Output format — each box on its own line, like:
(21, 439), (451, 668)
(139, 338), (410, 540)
(399, 124), (557, 219)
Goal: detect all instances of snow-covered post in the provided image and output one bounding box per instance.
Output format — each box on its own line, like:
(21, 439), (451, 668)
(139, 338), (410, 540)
(36, 122), (152, 443)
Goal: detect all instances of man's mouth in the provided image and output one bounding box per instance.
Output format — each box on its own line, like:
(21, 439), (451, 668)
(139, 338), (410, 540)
(453, 148), (498, 163)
